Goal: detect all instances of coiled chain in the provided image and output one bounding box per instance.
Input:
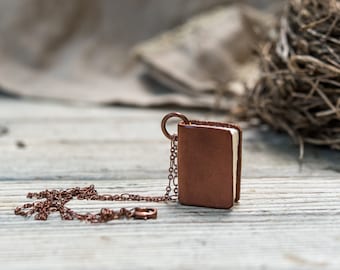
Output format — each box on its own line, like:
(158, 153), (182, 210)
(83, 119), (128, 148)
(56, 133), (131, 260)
(14, 137), (178, 223)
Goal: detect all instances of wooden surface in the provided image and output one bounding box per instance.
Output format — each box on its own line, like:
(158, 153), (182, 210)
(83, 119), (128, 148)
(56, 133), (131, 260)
(0, 98), (340, 270)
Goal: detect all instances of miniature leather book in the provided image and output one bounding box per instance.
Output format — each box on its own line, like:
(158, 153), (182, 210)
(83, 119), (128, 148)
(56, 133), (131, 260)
(177, 120), (242, 209)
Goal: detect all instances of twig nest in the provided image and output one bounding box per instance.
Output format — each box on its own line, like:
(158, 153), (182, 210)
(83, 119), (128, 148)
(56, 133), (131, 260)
(250, 0), (340, 153)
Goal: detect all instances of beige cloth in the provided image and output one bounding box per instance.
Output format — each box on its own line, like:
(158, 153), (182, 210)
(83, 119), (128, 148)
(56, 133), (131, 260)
(0, 0), (277, 109)
(134, 5), (276, 96)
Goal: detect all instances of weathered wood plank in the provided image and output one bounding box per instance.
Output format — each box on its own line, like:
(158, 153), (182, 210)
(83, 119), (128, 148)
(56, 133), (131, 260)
(1, 140), (339, 180)
(0, 99), (339, 270)
(1, 178), (340, 270)
(0, 103), (339, 180)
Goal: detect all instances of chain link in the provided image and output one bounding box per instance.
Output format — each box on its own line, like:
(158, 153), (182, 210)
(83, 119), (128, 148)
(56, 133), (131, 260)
(164, 137), (178, 201)
(14, 137), (178, 223)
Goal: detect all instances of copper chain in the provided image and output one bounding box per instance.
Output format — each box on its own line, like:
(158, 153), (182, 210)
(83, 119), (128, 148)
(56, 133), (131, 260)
(14, 138), (178, 223)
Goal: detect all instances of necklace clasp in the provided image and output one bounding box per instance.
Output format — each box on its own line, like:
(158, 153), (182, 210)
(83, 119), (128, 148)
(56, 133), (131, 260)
(133, 207), (157, 220)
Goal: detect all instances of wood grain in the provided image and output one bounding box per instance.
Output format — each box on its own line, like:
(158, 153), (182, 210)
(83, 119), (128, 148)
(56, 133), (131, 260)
(0, 99), (339, 270)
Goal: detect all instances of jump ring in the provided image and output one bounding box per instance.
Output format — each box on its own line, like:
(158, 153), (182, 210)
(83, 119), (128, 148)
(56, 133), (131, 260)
(161, 112), (190, 140)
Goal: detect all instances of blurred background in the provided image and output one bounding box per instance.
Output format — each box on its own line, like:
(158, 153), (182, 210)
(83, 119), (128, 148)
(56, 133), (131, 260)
(0, 0), (281, 110)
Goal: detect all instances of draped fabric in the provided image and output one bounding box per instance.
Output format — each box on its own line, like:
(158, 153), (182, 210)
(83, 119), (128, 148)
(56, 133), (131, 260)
(0, 0), (277, 109)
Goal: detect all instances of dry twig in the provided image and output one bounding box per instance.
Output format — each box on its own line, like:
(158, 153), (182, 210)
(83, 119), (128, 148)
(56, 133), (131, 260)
(249, 0), (340, 154)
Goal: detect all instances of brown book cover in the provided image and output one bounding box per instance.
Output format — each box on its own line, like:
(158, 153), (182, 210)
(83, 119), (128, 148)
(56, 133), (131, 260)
(178, 120), (242, 209)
